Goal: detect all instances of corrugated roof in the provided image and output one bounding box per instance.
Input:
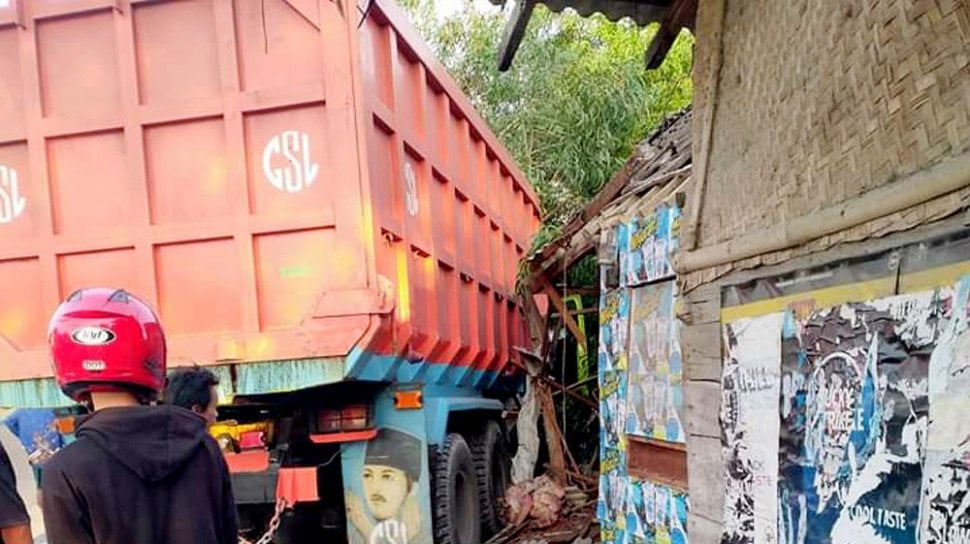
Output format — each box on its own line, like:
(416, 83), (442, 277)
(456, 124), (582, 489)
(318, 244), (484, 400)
(494, 0), (694, 71)
(501, 0), (671, 27)
(526, 108), (692, 281)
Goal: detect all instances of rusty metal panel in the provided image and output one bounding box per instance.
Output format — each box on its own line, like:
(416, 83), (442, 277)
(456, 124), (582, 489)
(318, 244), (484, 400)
(0, 0), (367, 381)
(0, 0), (540, 388)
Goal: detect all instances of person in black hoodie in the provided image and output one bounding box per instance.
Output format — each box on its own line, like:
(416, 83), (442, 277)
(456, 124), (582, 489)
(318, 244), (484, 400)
(0, 442), (31, 544)
(41, 288), (238, 544)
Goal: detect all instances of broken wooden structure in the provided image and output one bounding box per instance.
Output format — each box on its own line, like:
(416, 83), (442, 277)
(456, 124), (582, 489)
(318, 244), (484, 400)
(514, 109), (693, 539)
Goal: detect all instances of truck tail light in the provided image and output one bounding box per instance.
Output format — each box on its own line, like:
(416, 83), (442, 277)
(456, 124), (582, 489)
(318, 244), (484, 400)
(238, 431), (266, 450)
(316, 405), (372, 434)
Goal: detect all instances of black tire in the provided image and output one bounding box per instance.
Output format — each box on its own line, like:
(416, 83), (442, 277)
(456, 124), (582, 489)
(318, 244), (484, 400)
(470, 421), (510, 538)
(432, 433), (481, 544)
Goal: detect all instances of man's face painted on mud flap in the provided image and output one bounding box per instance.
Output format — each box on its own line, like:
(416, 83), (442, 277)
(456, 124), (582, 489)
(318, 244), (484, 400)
(363, 463), (411, 520)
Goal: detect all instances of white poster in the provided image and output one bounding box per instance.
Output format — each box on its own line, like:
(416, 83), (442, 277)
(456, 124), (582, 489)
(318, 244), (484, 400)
(920, 276), (970, 543)
(721, 313), (785, 544)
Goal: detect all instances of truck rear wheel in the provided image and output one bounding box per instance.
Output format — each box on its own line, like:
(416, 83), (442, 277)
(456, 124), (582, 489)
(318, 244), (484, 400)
(470, 421), (509, 538)
(432, 433), (480, 544)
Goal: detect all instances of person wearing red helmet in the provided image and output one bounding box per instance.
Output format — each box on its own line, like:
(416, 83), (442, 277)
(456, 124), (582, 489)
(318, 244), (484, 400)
(40, 288), (238, 544)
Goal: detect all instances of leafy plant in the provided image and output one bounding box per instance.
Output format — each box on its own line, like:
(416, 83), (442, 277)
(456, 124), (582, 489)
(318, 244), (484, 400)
(401, 0), (693, 226)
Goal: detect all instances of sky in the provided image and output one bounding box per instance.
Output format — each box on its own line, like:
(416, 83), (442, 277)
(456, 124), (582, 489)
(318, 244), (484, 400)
(433, 0), (502, 19)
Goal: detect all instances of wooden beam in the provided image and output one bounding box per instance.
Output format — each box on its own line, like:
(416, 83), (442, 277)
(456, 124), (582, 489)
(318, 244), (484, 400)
(539, 276), (588, 348)
(549, 307), (599, 317)
(497, 0), (536, 71)
(537, 381), (568, 483)
(628, 436), (688, 490)
(645, 0), (698, 69)
(517, 282), (547, 353)
(552, 285), (600, 295)
(677, 149), (970, 272)
(680, 0), (725, 250)
(510, 349), (598, 410)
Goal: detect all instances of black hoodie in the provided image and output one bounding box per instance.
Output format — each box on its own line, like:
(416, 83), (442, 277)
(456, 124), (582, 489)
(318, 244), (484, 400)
(41, 406), (238, 544)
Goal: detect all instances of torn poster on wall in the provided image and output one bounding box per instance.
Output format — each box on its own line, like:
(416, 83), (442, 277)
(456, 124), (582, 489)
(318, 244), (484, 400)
(720, 273), (970, 544)
(600, 468), (629, 544)
(920, 276), (970, 544)
(599, 289), (631, 374)
(626, 478), (689, 544)
(599, 369), (629, 543)
(619, 205), (680, 287)
(601, 370), (629, 459)
(721, 313), (785, 544)
(776, 290), (951, 544)
(599, 286), (631, 544)
(626, 280), (685, 443)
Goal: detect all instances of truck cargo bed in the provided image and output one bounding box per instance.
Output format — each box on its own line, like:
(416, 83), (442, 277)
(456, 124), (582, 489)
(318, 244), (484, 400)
(0, 0), (540, 403)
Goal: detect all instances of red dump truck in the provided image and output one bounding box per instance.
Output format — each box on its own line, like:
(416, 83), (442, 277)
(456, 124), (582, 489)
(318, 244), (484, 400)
(0, 0), (541, 542)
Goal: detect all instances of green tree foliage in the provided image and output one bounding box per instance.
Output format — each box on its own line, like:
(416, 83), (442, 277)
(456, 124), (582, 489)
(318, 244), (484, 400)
(400, 0), (693, 238)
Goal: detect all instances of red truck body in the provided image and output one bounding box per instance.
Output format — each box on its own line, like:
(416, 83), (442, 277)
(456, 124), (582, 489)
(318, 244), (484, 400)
(0, 0), (540, 398)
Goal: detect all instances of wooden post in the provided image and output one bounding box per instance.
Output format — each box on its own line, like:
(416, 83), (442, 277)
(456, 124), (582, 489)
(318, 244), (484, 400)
(537, 380), (568, 483)
(538, 276), (588, 348)
(680, 0), (726, 251)
(517, 281), (547, 353)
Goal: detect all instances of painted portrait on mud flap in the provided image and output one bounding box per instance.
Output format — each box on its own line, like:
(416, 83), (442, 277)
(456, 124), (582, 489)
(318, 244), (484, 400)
(346, 428), (424, 544)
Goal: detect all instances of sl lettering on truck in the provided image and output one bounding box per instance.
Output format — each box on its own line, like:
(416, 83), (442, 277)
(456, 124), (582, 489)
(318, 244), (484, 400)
(262, 130), (320, 193)
(0, 164), (26, 224)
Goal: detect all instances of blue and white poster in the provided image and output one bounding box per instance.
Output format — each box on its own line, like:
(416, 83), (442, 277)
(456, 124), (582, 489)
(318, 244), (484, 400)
(599, 286), (631, 544)
(619, 205), (680, 287)
(626, 478), (689, 544)
(599, 469), (629, 544)
(720, 274), (970, 544)
(777, 291), (945, 544)
(599, 289), (631, 374)
(626, 280), (685, 443)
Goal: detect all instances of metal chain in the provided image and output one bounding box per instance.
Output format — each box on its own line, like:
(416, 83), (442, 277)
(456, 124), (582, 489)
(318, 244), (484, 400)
(239, 498), (288, 544)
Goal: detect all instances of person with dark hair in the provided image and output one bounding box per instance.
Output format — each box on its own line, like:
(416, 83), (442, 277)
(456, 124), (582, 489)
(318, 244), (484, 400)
(0, 443), (31, 544)
(41, 287), (238, 544)
(165, 368), (220, 427)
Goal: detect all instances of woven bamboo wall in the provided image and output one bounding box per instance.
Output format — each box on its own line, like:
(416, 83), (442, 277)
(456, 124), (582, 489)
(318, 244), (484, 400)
(693, 0), (970, 249)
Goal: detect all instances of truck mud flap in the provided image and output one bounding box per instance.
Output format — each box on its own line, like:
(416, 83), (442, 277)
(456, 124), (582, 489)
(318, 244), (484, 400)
(232, 464), (280, 505)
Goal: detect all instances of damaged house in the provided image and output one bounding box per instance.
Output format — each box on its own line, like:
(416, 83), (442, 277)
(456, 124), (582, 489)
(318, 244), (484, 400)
(514, 0), (970, 542)
(678, 1), (970, 543)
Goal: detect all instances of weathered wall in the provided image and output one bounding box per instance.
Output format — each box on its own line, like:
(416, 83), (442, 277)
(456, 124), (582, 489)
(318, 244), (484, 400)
(692, 0), (970, 249)
(681, 2), (970, 542)
(680, 283), (724, 541)
(681, 217), (970, 543)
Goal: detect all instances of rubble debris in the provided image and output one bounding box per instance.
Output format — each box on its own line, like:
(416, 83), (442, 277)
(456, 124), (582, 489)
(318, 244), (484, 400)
(505, 476), (566, 528)
(490, 476), (597, 544)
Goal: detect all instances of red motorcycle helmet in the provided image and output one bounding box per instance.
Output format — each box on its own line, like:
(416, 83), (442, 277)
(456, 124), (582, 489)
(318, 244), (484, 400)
(48, 288), (167, 402)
